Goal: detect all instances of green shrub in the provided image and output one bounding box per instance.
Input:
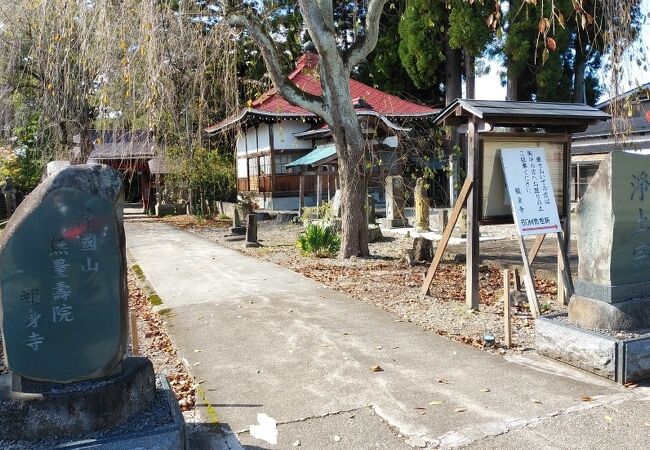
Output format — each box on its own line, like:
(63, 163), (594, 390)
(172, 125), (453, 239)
(297, 223), (340, 257)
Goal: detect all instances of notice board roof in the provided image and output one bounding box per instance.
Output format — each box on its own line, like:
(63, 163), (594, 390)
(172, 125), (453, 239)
(433, 99), (610, 132)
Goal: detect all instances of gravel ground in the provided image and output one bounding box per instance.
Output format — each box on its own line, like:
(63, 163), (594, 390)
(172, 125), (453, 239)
(553, 315), (650, 340)
(164, 215), (567, 353)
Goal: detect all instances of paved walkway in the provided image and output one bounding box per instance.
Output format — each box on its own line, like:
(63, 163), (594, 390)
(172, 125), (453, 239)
(126, 222), (650, 449)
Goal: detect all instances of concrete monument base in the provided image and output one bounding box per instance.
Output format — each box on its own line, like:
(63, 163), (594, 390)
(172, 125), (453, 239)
(0, 357), (156, 440)
(229, 226), (246, 235)
(568, 295), (650, 331)
(536, 314), (650, 383)
(0, 374), (185, 450)
(382, 218), (409, 228)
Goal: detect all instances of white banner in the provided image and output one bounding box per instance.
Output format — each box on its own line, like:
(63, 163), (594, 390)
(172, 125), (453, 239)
(500, 148), (562, 236)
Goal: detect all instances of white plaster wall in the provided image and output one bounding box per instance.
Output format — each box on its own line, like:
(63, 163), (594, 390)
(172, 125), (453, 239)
(236, 130), (247, 155)
(236, 158), (248, 178)
(256, 124), (270, 151)
(273, 121), (313, 149)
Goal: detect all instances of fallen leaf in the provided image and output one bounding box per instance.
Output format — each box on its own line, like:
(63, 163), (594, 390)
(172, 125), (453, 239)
(370, 365), (384, 372)
(624, 382), (638, 389)
(334, 434), (341, 442)
(437, 379), (449, 384)
(390, 346), (399, 350)
(580, 396), (594, 402)
(193, 362), (202, 367)
(293, 440), (301, 447)
(375, 346), (383, 350)
(415, 406), (427, 410)
(454, 408), (467, 413)
(193, 349), (202, 353)
(481, 388), (491, 393)
(531, 399), (542, 404)
(429, 400), (443, 405)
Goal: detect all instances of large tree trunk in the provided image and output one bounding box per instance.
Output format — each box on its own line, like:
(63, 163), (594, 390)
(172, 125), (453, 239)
(506, 65), (518, 101)
(464, 52), (475, 100)
(445, 44), (462, 105)
(320, 54), (370, 258)
(573, 51), (586, 103)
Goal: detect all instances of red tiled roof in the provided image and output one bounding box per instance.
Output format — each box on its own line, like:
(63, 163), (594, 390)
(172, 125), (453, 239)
(206, 53), (437, 133)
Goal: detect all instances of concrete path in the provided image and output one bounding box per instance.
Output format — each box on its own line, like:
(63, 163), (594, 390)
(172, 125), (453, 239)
(126, 222), (650, 449)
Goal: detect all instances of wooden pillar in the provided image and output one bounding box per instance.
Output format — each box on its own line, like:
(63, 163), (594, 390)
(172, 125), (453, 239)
(299, 173), (305, 216)
(466, 118), (480, 310)
(558, 136), (572, 305)
(316, 166), (321, 210)
(327, 166), (331, 202)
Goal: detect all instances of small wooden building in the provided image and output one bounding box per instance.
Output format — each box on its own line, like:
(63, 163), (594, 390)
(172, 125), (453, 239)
(205, 52), (438, 210)
(87, 130), (156, 210)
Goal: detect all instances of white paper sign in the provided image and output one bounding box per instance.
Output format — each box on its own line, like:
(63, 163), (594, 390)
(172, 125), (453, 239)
(500, 148), (561, 236)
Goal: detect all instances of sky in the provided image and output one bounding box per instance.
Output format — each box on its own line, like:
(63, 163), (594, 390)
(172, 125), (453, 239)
(475, 0), (650, 103)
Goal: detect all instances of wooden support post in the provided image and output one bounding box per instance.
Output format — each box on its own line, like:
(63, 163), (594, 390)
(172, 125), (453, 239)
(299, 173), (305, 217)
(503, 269), (512, 348)
(527, 234), (545, 265)
(517, 236), (541, 317)
(327, 166), (331, 202)
(514, 269), (522, 291)
(316, 167), (321, 212)
(420, 177), (473, 295)
(556, 231), (574, 301)
(466, 118), (480, 310)
(129, 308), (139, 356)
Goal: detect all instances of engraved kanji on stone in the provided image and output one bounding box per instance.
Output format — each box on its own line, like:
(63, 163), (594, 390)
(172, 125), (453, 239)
(80, 233), (97, 252)
(51, 258), (69, 278)
(52, 281), (72, 302)
(20, 288), (40, 306)
(81, 256), (99, 272)
(26, 309), (42, 329)
(26, 332), (45, 351)
(52, 305), (74, 323)
(49, 238), (69, 256)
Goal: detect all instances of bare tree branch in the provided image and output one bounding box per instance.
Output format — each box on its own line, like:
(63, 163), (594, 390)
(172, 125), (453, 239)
(344, 0), (388, 70)
(226, 12), (331, 123)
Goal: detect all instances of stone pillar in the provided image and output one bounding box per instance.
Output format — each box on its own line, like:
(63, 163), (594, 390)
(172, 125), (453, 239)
(366, 194), (376, 225)
(2, 177), (17, 219)
(569, 152), (650, 331)
(383, 175), (408, 228)
(414, 178), (430, 232)
(230, 208), (246, 235)
(245, 213), (260, 248)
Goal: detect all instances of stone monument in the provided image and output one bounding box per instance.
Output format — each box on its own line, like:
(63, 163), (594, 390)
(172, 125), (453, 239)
(570, 151), (650, 330)
(230, 207), (246, 235)
(366, 194), (376, 225)
(414, 178), (430, 232)
(245, 213), (261, 248)
(536, 152), (650, 383)
(2, 177), (17, 219)
(383, 175), (408, 228)
(0, 165), (184, 446)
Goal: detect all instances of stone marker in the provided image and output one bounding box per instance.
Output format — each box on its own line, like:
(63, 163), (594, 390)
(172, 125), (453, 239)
(367, 194), (376, 225)
(570, 151), (650, 330)
(414, 178), (430, 232)
(331, 189), (343, 218)
(537, 152), (650, 384)
(245, 213), (260, 248)
(383, 175), (408, 228)
(412, 237), (433, 262)
(0, 164), (168, 442)
(230, 207), (246, 235)
(0, 165), (127, 383)
(2, 177), (17, 219)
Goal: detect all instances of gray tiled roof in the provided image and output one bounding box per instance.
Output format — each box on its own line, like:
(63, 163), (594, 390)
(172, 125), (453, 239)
(433, 99), (609, 126)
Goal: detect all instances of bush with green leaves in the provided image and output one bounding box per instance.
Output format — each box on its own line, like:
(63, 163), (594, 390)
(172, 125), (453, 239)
(296, 223), (340, 258)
